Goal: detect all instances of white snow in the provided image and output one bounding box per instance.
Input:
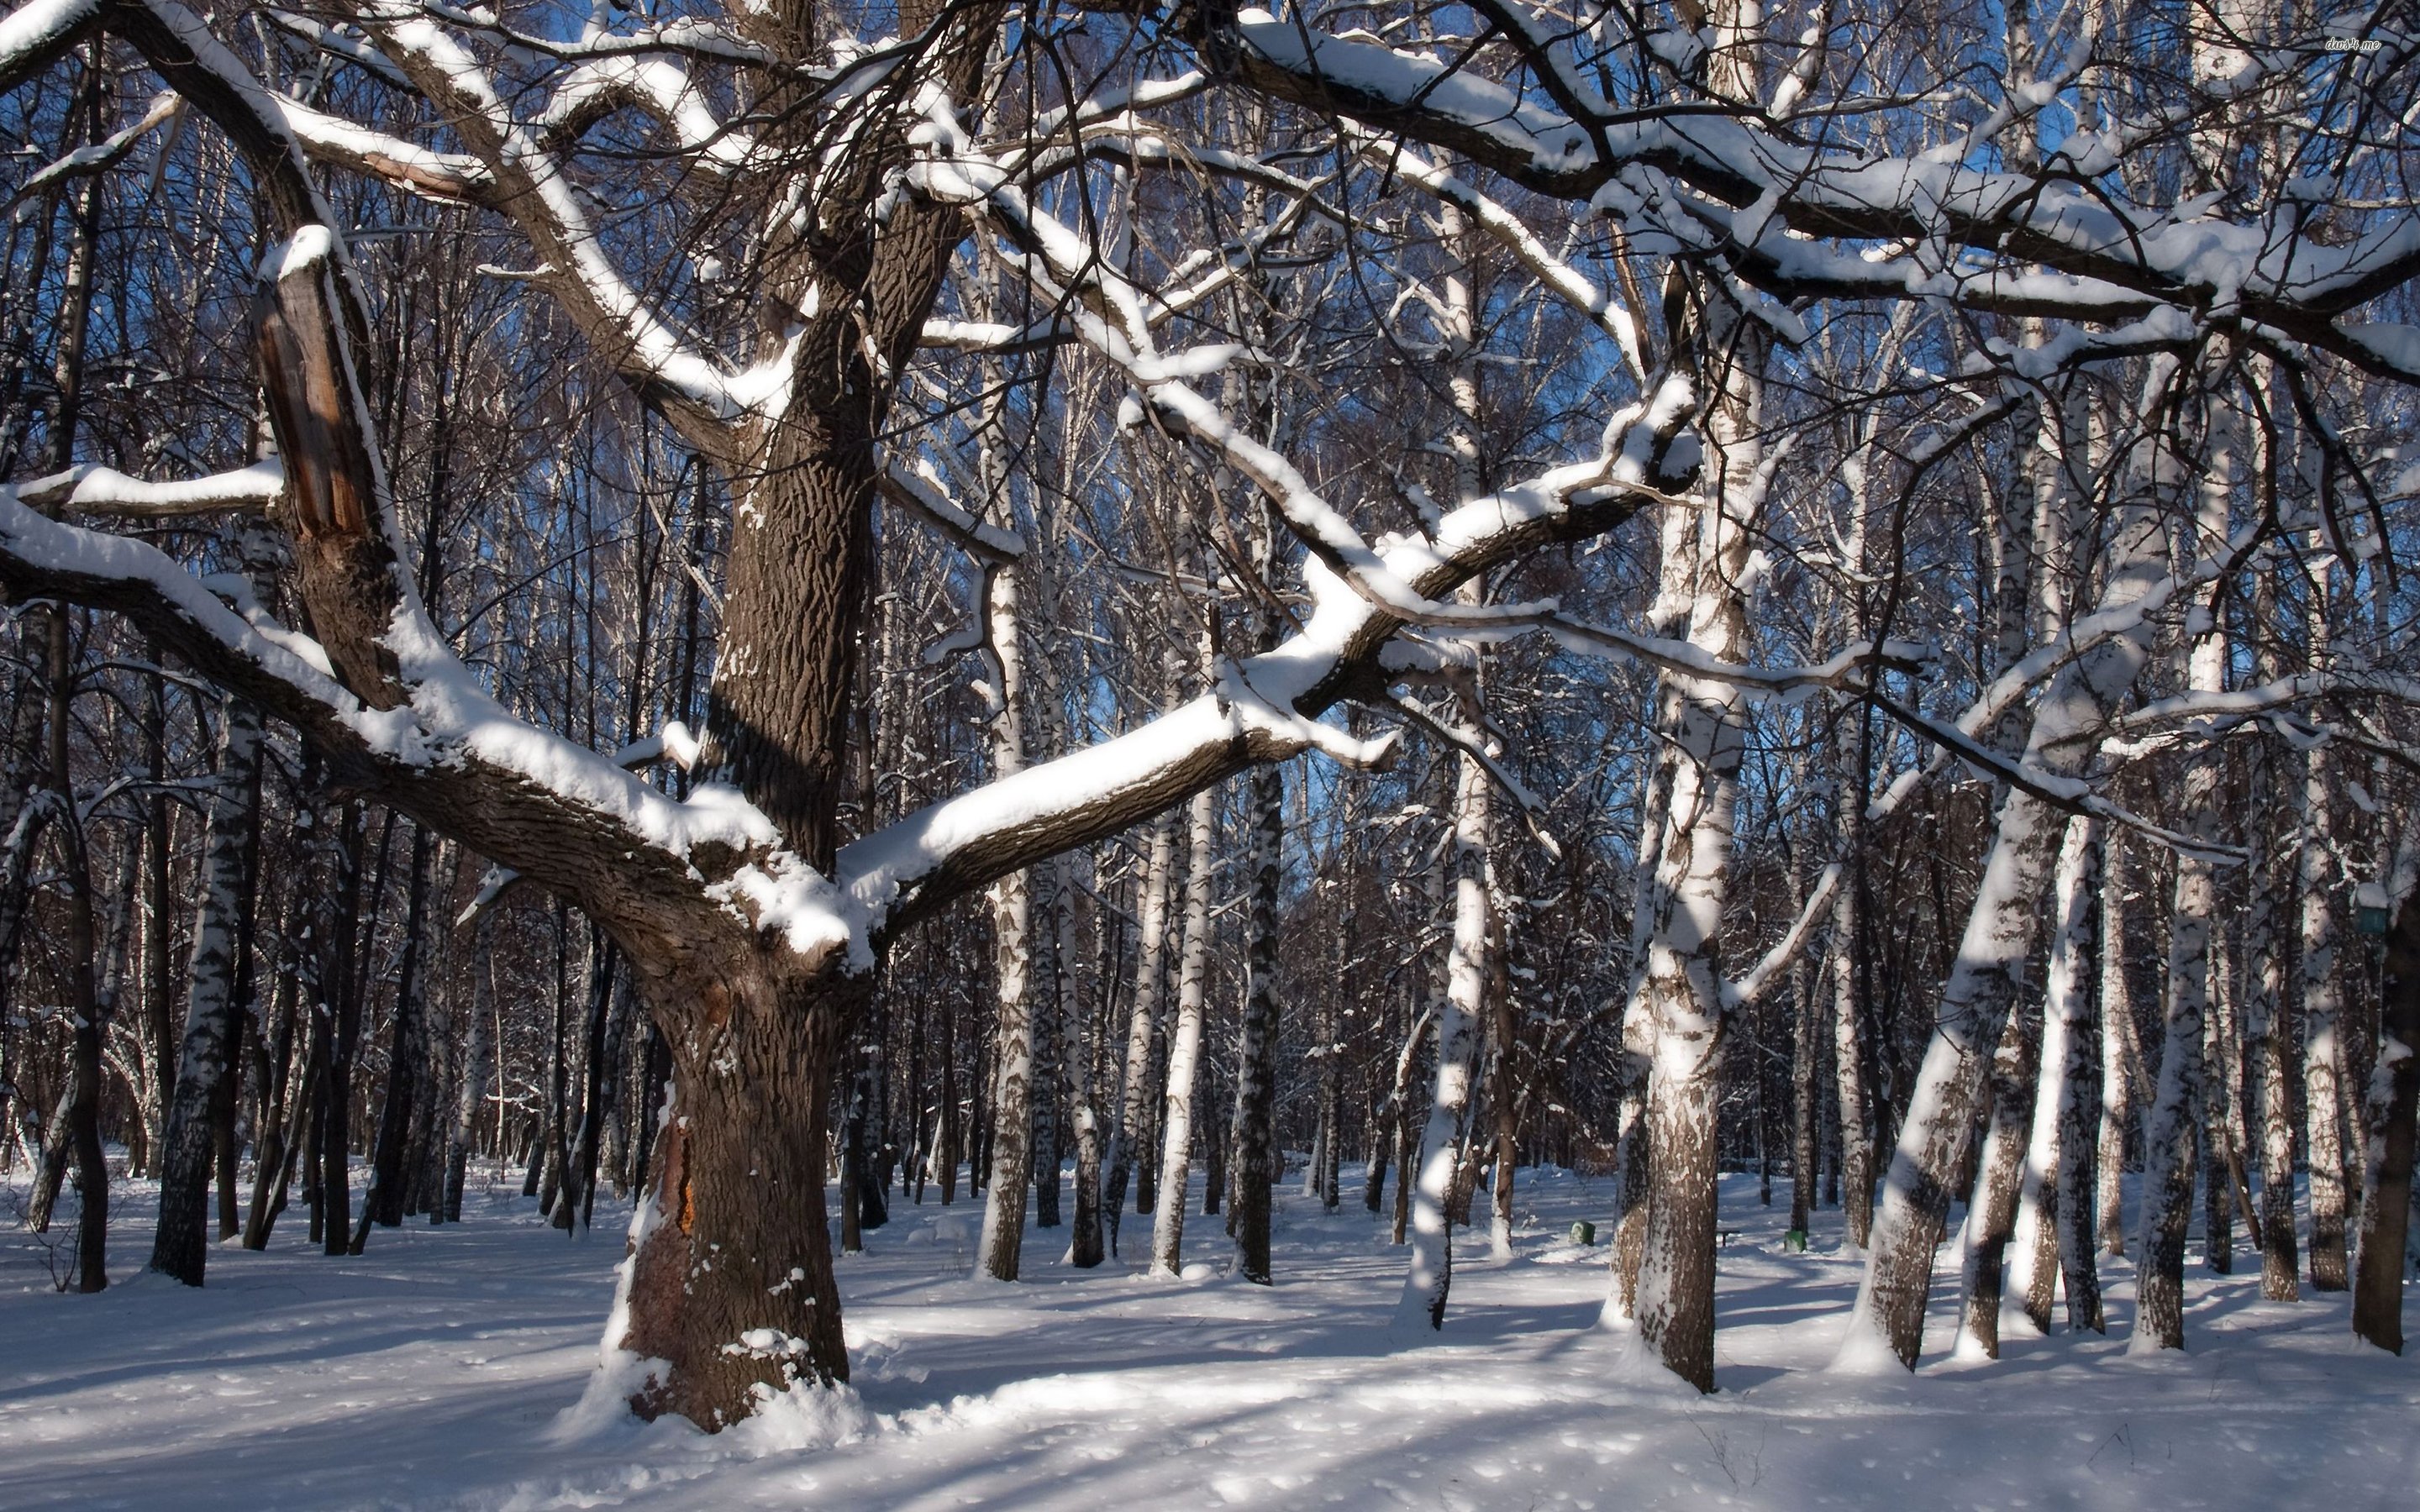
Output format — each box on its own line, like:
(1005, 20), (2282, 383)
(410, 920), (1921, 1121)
(6, 1167), (2412, 1510)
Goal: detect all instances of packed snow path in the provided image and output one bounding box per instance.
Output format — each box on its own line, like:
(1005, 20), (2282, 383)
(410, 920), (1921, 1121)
(4, 1169), (2415, 1510)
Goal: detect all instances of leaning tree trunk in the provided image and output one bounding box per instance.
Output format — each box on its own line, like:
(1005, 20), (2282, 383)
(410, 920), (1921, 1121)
(150, 683), (266, 1284)
(1844, 488), (2165, 1369)
(1150, 783), (1218, 1277)
(1958, 992), (2039, 1358)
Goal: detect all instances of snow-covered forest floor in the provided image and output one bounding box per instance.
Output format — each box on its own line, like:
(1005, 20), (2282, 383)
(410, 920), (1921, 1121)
(4, 1167), (2413, 1511)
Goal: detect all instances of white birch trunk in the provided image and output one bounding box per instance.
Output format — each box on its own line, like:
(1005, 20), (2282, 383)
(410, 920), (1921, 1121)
(2133, 392), (2236, 1351)
(2097, 834), (2142, 1257)
(1842, 486), (2167, 1370)
(976, 566), (1035, 1282)
(1106, 806), (1176, 1248)
(2010, 816), (2102, 1335)
(1149, 781), (1218, 1277)
(2300, 555), (2350, 1291)
(1395, 717), (1491, 1331)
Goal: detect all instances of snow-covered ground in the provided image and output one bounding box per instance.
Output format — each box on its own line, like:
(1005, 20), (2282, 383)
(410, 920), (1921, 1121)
(4, 1166), (2414, 1510)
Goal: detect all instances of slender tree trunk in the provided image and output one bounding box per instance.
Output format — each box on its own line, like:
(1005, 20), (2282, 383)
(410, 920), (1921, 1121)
(244, 911), (304, 1250)
(318, 800), (367, 1256)
(445, 912), (497, 1222)
(1231, 753), (1284, 1284)
(1844, 491), (2165, 1368)
(976, 567), (1036, 1281)
(1958, 993), (2039, 1357)
(1060, 857), (1104, 1268)
(1789, 943), (1820, 1243)
(140, 658), (174, 1177)
(32, 60), (106, 1292)
(1396, 721), (1491, 1330)
(2028, 817), (2103, 1331)
(1106, 809), (1174, 1252)
(1150, 784), (1218, 1276)
(2301, 635), (2351, 1290)
(1031, 886), (1062, 1233)
(2097, 835), (2139, 1257)
(2352, 879), (2420, 1352)
(1488, 912), (1518, 1262)
(150, 675), (266, 1283)
(355, 829), (434, 1245)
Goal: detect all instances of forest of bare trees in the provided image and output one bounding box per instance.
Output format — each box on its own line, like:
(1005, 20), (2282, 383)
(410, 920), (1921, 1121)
(3, 0), (2419, 1445)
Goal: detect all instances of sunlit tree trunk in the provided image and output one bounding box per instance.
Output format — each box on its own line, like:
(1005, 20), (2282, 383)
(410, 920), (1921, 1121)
(977, 565), (1035, 1282)
(1150, 781), (1218, 1277)
(1396, 691), (1491, 1331)
(2136, 391), (2237, 1351)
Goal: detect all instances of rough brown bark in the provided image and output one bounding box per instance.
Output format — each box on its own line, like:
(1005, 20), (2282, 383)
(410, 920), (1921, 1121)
(618, 961), (856, 1425)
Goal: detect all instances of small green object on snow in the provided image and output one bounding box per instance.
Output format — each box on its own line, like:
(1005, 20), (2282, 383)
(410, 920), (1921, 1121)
(1783, 1228), (1809, 1253)
(1570, 1221), (1597, 1247)
(2355, 885), (2391, 937)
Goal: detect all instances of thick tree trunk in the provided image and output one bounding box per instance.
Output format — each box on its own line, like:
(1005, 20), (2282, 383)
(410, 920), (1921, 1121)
(2242, 698), (2299, 1298)
(1621, 307), (1760, 1389)
(612, 962), (854, 1425)
(1150, 785), (1218, 1276)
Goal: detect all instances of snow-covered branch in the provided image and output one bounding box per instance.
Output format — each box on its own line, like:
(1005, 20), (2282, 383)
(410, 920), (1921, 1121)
(13, 459), (281, 517)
